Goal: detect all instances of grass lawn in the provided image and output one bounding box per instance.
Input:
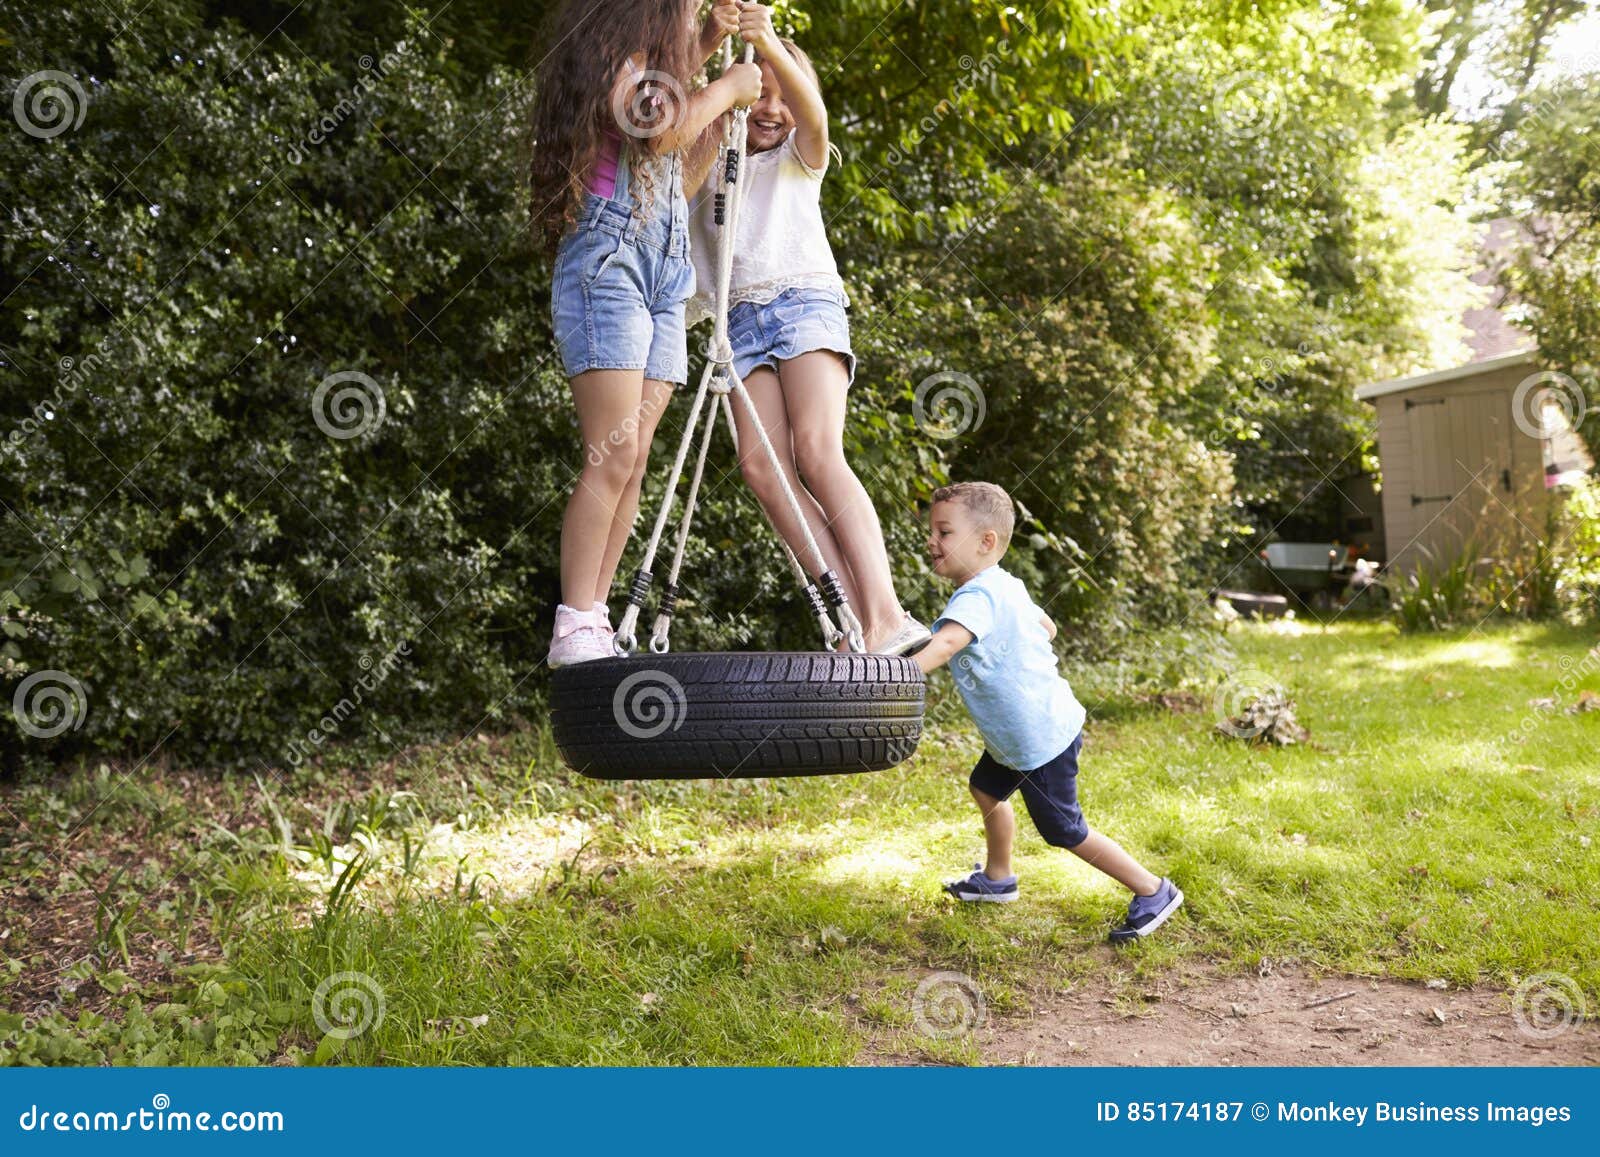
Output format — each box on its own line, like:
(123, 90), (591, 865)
(2, 619), (1597, 1065)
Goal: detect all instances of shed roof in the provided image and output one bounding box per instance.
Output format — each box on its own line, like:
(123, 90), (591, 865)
(1355, 348), (1537, 401)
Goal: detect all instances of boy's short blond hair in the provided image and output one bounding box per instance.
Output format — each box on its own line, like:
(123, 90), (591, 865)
(932, 482), (1016, 553)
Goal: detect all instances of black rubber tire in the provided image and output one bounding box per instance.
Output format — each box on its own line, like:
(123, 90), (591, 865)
(550, 651), (926, 780)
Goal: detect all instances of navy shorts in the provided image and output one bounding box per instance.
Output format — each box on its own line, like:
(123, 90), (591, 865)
(969, 733), (1088, 849)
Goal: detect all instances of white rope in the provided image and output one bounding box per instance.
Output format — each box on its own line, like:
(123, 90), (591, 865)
(651, 384), (723, 652)
(614, 355), (716, 653)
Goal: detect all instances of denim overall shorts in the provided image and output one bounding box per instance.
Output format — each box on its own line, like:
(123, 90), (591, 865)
(550, 149), (695, 384)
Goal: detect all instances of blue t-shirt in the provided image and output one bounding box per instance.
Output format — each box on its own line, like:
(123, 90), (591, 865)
(932, 565), (1086, 771)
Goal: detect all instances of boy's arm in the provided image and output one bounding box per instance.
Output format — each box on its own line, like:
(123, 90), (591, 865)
(913, 623), (975, 675)
(740, 4), (829, 171)
(1040, 613), (1057, 641)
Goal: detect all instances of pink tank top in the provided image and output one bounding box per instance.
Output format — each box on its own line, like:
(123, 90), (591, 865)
(588, 60), (664, 197)
(588, 129), (622, 198)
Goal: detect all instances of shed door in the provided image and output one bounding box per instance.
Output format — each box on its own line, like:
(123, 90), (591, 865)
(1403, 390), (1512, 564)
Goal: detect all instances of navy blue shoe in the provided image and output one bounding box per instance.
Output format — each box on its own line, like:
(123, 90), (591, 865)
(1109, 878), (1183, 943)
(943, 864), (1019, 903)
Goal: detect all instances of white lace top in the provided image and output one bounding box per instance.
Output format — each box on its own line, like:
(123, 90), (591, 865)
(687, 129), (846, 327)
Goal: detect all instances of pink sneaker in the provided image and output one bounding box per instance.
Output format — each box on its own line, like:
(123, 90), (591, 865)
(548, 604), (613, 668)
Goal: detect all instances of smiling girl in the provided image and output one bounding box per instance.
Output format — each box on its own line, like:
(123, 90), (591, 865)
(687, 3), (928, 655)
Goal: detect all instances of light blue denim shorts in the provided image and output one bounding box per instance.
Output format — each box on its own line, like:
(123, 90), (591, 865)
(727, 286), (856, 387)
(551, 193), (695, 383)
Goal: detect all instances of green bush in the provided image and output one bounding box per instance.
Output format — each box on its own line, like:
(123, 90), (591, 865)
(1556, 478), (1600, 620)
(2, 3), (568, 765)
(4, 0), (1465, 766)
(1393, 545), (1480, 633)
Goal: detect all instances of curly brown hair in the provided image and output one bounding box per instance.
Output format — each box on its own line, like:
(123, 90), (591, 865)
(529, 0), (703, 253)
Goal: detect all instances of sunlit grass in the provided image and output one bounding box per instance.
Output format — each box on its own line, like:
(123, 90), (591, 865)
(3, 620), (1595, 1065)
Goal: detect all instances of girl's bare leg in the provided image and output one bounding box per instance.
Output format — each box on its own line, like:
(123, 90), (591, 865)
(732, 367), (858, 605)
(593, 376), (676, 605)
(779, 351), (905, 645)
(562, 368), (649, 608)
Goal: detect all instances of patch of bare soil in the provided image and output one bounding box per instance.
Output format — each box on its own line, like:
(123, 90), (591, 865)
(878, 961), (1599, 1066)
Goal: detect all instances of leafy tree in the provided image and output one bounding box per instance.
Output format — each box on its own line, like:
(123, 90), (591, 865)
(1501, 80), (1600, 462)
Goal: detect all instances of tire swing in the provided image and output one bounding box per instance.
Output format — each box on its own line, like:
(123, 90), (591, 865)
(551, 41), (926, 781)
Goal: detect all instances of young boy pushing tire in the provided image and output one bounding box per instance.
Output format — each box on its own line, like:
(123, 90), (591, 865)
(913, 482), (1184, 943)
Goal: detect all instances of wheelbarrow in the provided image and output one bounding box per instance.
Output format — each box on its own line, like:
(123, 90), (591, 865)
(1258, 542), (1349, 606)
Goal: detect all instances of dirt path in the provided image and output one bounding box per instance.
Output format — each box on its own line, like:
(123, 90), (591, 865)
(873, 961), (1598, 1066)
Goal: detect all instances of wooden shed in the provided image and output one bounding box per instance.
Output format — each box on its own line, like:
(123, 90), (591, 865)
(1358, 350), (1546, 571)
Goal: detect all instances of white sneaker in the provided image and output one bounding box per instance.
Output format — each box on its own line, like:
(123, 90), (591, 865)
(548, 604), (614, 668)
(592, 602), (617, 652)
(874, 612), (933, 656)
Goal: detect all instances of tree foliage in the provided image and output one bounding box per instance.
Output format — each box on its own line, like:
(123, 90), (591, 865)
(2, 0), (1491, 765)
